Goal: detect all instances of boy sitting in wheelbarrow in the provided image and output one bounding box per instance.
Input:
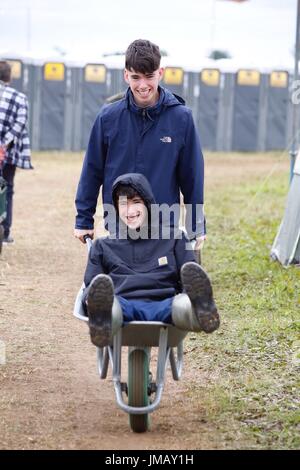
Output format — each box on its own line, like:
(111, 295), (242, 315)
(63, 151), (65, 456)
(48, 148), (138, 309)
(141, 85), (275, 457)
(82, 173), (220, 347)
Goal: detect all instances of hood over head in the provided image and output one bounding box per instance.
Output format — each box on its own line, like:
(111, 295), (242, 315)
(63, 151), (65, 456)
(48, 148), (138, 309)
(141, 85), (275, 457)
(111, 173), (157, 238)
(112, 173), (156, 210)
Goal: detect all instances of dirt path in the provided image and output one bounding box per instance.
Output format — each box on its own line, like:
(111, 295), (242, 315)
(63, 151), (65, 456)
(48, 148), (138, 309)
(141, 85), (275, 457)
(0, 153), (219, 450)
(0, 152), (287, 450)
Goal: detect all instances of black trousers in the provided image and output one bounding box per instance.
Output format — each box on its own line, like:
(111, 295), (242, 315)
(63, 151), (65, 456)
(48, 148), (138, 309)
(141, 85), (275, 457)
(1, 164), (16, 238)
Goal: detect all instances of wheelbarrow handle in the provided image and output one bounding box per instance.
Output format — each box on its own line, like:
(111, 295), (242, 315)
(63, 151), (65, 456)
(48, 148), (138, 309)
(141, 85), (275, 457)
(83, 234), (93, 252)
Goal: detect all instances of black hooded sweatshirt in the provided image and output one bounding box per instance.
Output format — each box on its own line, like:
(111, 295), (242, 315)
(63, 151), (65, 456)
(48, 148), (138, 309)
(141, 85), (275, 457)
(83, 173), (195, 301)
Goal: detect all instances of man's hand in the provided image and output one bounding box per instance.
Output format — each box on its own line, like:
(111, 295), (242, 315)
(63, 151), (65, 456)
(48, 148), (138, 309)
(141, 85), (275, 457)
(195, 235), (206, 251)
(193, 235), (206, 265)
(74, 228), (94, 244)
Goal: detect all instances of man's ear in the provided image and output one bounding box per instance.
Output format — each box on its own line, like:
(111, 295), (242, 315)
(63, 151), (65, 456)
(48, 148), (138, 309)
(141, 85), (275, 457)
(158, 67), (164, 82)
(124, 68), (129, 84)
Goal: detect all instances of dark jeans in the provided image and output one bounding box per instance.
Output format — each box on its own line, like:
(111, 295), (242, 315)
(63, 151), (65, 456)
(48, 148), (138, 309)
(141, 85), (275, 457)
(1, 164), (16, 238)
(82, 284), (173, 324)
(118, 296), (173, 323)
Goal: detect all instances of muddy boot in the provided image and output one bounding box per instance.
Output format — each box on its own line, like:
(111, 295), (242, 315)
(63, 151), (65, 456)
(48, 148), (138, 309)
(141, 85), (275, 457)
(180, 262), (220, 333)
(86, 274), (122, 347)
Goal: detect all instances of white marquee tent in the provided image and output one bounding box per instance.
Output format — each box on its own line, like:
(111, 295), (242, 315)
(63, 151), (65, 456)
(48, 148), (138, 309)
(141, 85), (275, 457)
(271, 152), (300, 267)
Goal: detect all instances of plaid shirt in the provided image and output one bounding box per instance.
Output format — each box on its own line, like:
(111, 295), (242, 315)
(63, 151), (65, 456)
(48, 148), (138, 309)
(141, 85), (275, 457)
(0, 80), (32, 169)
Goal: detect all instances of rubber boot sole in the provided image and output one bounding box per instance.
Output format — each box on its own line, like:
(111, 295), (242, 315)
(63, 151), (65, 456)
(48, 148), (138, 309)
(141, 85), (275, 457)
(87, 274), (114, 347)
(181, 262), (220, 333)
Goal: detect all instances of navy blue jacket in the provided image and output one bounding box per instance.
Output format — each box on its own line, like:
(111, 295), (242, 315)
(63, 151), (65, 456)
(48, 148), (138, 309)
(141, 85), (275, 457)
(84, 173), (196, 301)
(75, 86), (205, 238)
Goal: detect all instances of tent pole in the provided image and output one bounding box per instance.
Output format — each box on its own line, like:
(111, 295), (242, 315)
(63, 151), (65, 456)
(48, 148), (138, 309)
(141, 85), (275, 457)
(290, 0), (300, 182)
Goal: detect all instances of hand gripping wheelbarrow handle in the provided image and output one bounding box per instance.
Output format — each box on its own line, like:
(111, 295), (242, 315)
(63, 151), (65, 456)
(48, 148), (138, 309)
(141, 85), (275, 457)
(83, 234), (93, 252)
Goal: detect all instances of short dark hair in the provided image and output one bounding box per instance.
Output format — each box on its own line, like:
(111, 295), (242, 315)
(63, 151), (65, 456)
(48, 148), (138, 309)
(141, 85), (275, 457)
(125, 39), (161, 74)
(113, 184), (143, 209)
(0, 61), (11, 83)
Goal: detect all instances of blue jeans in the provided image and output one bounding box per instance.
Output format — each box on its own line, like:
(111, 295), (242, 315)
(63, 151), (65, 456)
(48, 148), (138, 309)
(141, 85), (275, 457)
(1, 164), (16, 237)
(117, 296), (173, 324)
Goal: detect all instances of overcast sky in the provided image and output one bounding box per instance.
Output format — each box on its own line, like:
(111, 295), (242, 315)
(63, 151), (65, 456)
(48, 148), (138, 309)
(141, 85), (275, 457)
(0, 0), (297, 69)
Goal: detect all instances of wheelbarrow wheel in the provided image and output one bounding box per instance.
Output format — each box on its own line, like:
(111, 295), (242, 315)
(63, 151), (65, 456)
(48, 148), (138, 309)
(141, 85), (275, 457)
(128, 349), (149, 433)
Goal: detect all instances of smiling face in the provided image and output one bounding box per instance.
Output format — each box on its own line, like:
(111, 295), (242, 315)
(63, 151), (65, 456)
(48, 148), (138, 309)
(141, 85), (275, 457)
(118, 195), (148, 230)
(124, 67), (164, 108)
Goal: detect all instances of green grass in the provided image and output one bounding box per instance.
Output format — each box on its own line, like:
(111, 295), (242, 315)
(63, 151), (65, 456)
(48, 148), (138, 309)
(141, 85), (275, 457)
(186, 159), (300, 449)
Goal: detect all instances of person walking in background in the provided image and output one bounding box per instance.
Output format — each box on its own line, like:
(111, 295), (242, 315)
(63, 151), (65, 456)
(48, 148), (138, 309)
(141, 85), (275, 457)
(74, 39), (206, 251)
(0, 61), (33, 244)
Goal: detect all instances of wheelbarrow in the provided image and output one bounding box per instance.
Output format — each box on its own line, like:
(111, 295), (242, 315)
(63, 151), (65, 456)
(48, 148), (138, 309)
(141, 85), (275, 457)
(73, 236), (188, 433)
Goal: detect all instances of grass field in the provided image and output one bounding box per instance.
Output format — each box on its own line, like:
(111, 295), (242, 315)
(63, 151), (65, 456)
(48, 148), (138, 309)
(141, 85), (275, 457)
(0, 151), (299, 449)
(187, 152), (300, 449)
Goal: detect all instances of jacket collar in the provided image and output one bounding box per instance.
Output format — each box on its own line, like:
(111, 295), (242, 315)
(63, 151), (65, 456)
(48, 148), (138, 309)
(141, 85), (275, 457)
(126, 85), (164, 116)
(125, 85), (184, 117)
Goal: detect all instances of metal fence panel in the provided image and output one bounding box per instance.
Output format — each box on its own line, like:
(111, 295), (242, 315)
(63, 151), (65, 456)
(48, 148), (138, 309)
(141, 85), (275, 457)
(265, 71), (289, 150)
(39, 62), (66, 150)
(217, 73), (235, 151)
(183, 71), (198, 120)
(3, 60), (293, 152)
(232, 70), (261, 151)
(109, 68), (127, 96)
(197, 69), (220, 150)
(80, 64), (108, 149)
(162, 67), (184, 97)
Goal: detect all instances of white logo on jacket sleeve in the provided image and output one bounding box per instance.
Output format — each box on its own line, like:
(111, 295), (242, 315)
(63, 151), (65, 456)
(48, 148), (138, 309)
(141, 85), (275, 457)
(160, 136), (172, 143)
(158, 256), (168, 266)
